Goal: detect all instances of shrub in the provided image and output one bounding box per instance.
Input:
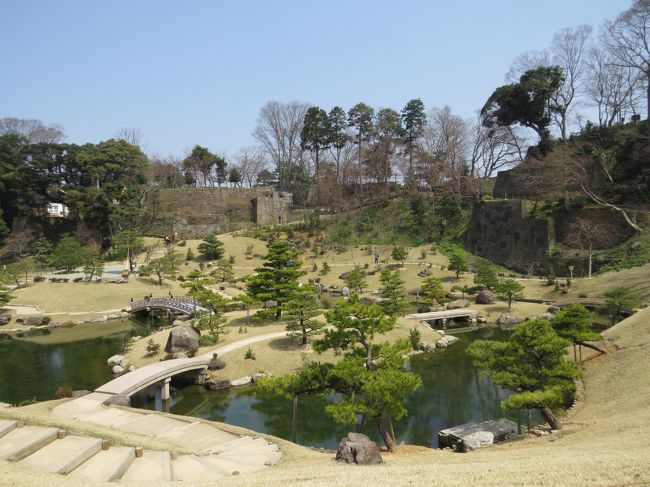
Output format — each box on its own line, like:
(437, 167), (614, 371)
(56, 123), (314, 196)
(245, 347), (256, 360)
(186, 248), (195, 261)
(145, 339), (161, 355)
(177, 240), (187, 247)
(408, 327), (422, 350)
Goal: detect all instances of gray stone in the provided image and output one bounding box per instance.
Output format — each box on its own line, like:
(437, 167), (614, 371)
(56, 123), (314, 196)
(112, 365), (124, 374)
(173, 320), (186, 327)
(252, 372), (270, 382)
(71, 390), (91, 398)
(103, 394), (131, 407)
(475, 290), (495, 305)
(462, 431), (494, 451)
(93, 315), (108, 323)
(336, 432), (383, 464)
(208, 354), (226, 371)
(24, 316), (44, 326)
(418, 342), (436, 352)
(107, 355), (129, 368)
(0, 314), (10, 326)
(47, 321), (60, 329)
(417, 268), (432, 277)
(204, 378), (231, 391)
(443, 335), (459, 345)
(107, 313), (119, 320)
(164, 325), (200, 353)
(436, 339), (448, 348)
(0, 402), (12, 408)
(537, 312), (555, 321)
(231, 376), (252, 386)
(497, 314), (523, 326)
(446, 299), (470, 310)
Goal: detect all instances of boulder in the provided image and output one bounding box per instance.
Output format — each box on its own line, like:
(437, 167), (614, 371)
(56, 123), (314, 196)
(417, 268), (432, 277)
(418, 342), (436, 352)
(204, 378), (231, 391)
(103, 394), (131, 407)
(173, 320), (186, 327)
(208, 354), (226, 371)
(341, 286), (350, 297)
(107, 355), (129, 368)
(252, 372), (270, 382)
(24, 316), (44, 326)
(231, 376), (253, 386)
(497, 314), (523, 326)
(446, 299), (470, 310)
(0, 402), (12, 408)
(71, 390), (91, 398)
(335, 432), (383, 464)
(462, 431), (494, 451)
(443, 335), (459, 345)
(47, 321), (60, 329)
(537, 312), (555, 321)
(475, 290), (495, 305)
(112, 365), (124, 374)
(0, 314), (10, 326)
(436, 339), (448, 348)
(164, 325), (200, 353)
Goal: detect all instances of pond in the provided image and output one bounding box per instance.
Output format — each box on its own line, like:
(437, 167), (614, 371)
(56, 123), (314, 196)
(0, 323), (516, 448)
(136, 328), (514, 449)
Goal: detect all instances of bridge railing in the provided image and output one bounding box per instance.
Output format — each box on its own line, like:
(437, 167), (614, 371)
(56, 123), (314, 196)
(130, 296), (204, 313)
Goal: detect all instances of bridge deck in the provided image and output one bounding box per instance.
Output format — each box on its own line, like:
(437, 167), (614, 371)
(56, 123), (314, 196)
(129, 297), (208, 315)
(408, 308), (478, 321)
(96, 358), (210, 396)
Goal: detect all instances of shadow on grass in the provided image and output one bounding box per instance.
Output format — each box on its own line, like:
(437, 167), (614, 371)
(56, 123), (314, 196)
(267, 337), (305, 352)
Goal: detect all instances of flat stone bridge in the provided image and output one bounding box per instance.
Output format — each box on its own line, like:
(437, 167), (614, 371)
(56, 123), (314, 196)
(96, 357), (211, 400)
(129, 296), (208, 316)
(408, 308), (478, 327)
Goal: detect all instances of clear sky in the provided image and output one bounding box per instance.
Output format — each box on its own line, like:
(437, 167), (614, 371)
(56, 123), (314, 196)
(0, 0), (629, 158)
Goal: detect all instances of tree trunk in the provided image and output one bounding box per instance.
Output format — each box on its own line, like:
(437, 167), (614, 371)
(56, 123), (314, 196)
(540, 406), (562, 430)
(386, 413), (396, 444)
(157, 272), (163, 286)
(573, 343), (577, 362)
(374, 415), (396, 452)
(588, 247), (592, 279)
(576, 340), (607, 355)
(516, 408), (522, 434)
(292, 395), (298, 443)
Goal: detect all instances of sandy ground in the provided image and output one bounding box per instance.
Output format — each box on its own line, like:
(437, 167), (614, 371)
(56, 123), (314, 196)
(1, 307), (649, 486)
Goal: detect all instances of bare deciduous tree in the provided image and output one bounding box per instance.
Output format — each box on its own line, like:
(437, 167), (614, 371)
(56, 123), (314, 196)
(564, 218), (613, 278)
(604, 0), (650, 118)
(253, 101), (309, 190)
(0, 117), (65, 143)
(469, 113), (526, 178)
(115, 127), (144, 147)
(0, 220), (35, 260)
(235, 146), (268, 187)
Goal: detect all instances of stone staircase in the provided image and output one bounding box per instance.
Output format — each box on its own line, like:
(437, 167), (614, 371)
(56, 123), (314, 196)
(0, 418), (281, 483)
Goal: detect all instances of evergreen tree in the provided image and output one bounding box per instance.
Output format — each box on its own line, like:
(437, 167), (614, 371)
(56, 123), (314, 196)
(343, 265), (367, 293)
(319, 261), (331, 275)
(604, 286), (641, 324)
(228, 166), (242, 187)
(197, 233), (225, 260)
(190, 287), (229, 343)
(142, 248), (182, 285)
(83, 252), (105, 282)
(31, 237), (53, 273)
(284, 284), (323, 345)
(467, 319), (580, 430)
(300, 107), (331, 187)
(215, 258), (235, 283)
(348, 103), (375, 168)
(474, 262), (499, 290)
(0, 280), (12, 309)
(246, 240), (304, 319)
(447, 251), (468, 278)
(314, 296), (421, 451)
(552, 304), (602, 361)
(496, 278), (524, 309)
(401, 98), (426, 182)
(113, 230), (144, 273)
(49, 235), (87, 272)
(420, 276), (448, 306)
(391, 246), (408, 267)
(379, 269), (408, 316)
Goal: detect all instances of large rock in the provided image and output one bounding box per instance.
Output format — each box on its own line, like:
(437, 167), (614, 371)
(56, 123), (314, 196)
(112, 365), (124, 374)
(537, 312), (555, 321)
(497, 314), (523, 326)
(0, 314), (10, 326)
(107, 355), (129, 368)
(164, 325), (200, 353)
(417, 268), (432, 277)
(446, 299), (470, 310)
(442, 335), (459, 345)
(462, 431), (494, 451)
(336, 432), (383, 464)
(71, 390), (91, 398)
(208, 354), (226, 371)
(103, 394), (131, 407)
(475, 290), (495, 305)
(231, 376), (252, 386)
(204, 378), (231, 391)
(24, 316), (44, 326)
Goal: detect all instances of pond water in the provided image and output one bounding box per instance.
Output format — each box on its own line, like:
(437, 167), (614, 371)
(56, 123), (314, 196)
(0, 323), (516, 448)
(136, 328), (514, 449)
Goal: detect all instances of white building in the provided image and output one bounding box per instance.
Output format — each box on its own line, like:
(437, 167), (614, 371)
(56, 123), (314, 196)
(46, 202), (69, 218)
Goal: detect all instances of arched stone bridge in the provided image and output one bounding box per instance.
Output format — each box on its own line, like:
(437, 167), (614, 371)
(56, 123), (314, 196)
(96, 357), (211, 399)
(129, 296), (208, 316)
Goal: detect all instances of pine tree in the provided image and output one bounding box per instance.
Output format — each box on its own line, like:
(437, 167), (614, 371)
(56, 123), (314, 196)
(391, 246), (408, 267)
(189, 288), (229, 343)
(83, 252), (105, 282)
(197, 234), (225, 260)
(447, 251), (468, 278)
(604, 286), (641, 324)
(474, 262), (499, 290)
(553, 304), (603, 360)
(284, 284), (323, 345)
(343, 265), (367, 293)
(467, 319), (580, 430)
(420, 276), (448, 306)
(496, 278), (524, 309)
(379, 269), (408, 316)
(142, 248), (182, 285)
(215, 258), (235, 283)
(246, 240), (304, 319)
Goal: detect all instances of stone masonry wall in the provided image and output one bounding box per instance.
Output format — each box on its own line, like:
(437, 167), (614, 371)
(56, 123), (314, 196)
(466, 200), (555, 274)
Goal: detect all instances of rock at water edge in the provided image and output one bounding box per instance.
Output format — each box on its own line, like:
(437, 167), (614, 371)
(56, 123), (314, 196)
(462, 431), (494, 451)
(164, 325), (200, 353)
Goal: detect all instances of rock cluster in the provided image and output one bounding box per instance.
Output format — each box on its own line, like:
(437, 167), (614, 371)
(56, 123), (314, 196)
(336, 432), (383, 464)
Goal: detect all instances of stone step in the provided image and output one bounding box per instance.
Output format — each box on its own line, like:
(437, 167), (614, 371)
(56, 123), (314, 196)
(19, 436), (102, 474)
(84, 408), (146, 427)
(0, 420), (17, 439)
(0, 426), (59, 461)
(203, 435), (255, 453)
(69, 446), (135, 482)
(217, 450), (282, 466)
(158, 422), (236, 451)
(120, 450), (172, 483)
(172, 454), (229, 481)
(217, 439), (276, 455)
(112, 414), (189, 437)
(202, 455), (268, 475)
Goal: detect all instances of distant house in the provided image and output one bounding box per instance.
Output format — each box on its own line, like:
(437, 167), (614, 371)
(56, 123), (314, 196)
(46, 202), (69, 218)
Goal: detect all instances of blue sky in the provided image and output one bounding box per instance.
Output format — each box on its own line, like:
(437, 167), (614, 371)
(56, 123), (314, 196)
(0, 1), (629, 158)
